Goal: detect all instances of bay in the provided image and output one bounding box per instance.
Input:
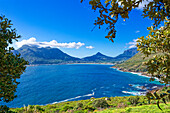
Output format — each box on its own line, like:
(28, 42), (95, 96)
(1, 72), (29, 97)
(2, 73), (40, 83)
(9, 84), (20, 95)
(1, 64), (162, 108)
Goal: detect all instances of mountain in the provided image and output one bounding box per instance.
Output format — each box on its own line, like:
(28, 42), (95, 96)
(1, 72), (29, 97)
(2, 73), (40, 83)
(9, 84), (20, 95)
(16, 45), (80, 64)
(113, 52), (162, 73)
(14, 45), (138, 64)
(113, 48), (138, 61)
(82, 52), (115, 63)
(82, 48), (138, 63)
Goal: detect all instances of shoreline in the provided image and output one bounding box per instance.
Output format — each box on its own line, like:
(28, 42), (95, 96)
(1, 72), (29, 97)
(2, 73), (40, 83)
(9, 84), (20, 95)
(27, 63), (115, 67)
(111, 66), (151, 78)
(111, 66), (162, 82)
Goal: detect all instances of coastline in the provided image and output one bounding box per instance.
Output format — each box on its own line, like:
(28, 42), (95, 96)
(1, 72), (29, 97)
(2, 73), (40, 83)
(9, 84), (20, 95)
(27, 63), (115, 67)
(111, 66), (151, 78)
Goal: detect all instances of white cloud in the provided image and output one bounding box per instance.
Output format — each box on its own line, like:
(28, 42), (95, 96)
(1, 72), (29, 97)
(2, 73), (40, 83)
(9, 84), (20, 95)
(118, 0), (152, 10)
(15, 37), (85, 49)
(86, 46), (94, 49)
(127, 39), (138, 48)
(137, 0), (152, 10)
(136, 30), (140, 33)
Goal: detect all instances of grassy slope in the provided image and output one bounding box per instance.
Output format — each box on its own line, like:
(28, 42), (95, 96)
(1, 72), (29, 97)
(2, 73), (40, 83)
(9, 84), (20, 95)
(97, 103), (170, 113)
(10, 95), (170, 113)
(114, 52), (162, 73)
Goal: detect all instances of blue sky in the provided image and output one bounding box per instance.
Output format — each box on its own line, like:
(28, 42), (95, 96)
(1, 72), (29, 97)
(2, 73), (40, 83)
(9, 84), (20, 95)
(0, 0), (154, 58)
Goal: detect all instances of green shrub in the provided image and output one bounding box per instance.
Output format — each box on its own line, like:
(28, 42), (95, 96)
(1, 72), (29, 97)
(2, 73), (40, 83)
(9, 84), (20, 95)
(125, 108), (132, 112)
(128, 96), (140, 105)
(127, 102), (131, 105)
(77, 102), (83, 108)
(61, 105), (73, 112)
(0, 105), (9, 113)
(34, 105), (45, 112)
(83, 105), (96, 111)
(74, 109), (88, 113)
(92, 99), (109, 108)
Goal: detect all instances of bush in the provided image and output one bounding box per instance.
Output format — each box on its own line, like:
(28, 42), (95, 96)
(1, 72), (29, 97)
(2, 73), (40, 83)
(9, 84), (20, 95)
(0, 105), (9, 113)
(35, 105), (45, 112)
(127, 102), (131, 105)
(61, 105), (73, 112)
(92, 99), (109, 108)
(117, 103), (127, 108)
(77, 102), (83, 108)
(83, 105), (95, 111)
(74, 109), (88, 113)
(128, 96), (140, 105)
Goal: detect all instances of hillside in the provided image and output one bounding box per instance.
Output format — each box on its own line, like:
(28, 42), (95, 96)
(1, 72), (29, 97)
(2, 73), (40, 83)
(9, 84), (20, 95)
(17, 45), (80, 64)
(82, 48), (138, 63)
(113, 48), (138, 61)
(114, 52), (162, 73)
(82, 52), (115, 63)
(10, 90), (170, 113)
(14, 45), (138, 64)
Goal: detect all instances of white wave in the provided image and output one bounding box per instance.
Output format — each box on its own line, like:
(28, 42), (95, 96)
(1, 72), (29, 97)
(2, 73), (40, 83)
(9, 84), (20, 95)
(122, 91), (146, 96)
(152, 86), (158, 89)
(52, 90), (95, 104)
(130, 72), (151, 78)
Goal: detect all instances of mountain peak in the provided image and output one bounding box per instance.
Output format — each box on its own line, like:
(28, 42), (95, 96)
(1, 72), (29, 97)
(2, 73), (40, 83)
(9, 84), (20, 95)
(96, 52), (103, 55)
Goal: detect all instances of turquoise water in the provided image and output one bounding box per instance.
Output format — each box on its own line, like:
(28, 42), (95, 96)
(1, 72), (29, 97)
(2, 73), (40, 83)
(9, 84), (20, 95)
(0, 64), (162, 108)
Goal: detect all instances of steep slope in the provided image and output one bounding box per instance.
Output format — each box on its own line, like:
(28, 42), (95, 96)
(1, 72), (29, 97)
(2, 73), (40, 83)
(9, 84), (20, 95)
(82, 52), (115, 63)
(113, 48), (138, 61)
(17, 45), (80, 64)
(114, 52), (162, 72)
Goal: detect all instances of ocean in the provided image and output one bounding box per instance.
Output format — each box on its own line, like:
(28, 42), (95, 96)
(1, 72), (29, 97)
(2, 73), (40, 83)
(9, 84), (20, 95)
(0, 64), (162, 108)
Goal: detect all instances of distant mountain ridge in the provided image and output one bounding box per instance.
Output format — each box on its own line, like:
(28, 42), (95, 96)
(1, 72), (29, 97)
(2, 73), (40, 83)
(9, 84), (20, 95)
(16, 45), (80, 64)
(82, 52), (116, 63)
(113, 48), (138, 61)
(14, 45), (138, 64)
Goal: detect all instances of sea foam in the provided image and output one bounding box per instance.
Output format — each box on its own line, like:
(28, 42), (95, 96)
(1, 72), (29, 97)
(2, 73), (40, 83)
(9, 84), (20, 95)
(52, 90), (95, 104)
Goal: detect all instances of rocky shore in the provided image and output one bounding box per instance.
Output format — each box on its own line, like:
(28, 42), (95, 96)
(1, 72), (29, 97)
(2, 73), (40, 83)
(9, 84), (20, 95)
(111, 66), (151, 78)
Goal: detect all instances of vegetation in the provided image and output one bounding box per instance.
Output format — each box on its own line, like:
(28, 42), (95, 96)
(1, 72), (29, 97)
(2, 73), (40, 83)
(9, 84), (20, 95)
(81, 0), (170, 109)
(10, 93), (170, 113)
(0, 16), (28, 112)
(97, 103), (170, 113)
(114, 52), (163, 73)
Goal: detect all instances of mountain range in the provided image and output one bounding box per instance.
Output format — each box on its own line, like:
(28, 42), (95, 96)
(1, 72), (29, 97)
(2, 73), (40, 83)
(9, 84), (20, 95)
(13, 45), (138, 64)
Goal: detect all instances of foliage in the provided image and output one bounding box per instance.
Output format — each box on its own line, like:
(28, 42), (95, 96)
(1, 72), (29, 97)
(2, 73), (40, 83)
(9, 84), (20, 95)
(0, 16), (28, 112)
(137, 19), (170, 85)
(137, 19), (170, 109)
(97, 103), (170, 113)
(92, 99), (109, 108)
(75, 102), (84, 109)
(10, 95), (170, 113)
(60, 105), (73, 112)
(81, 0), (169, 42)
(128, 96), (140, 106)
(81, 0), (170, 109)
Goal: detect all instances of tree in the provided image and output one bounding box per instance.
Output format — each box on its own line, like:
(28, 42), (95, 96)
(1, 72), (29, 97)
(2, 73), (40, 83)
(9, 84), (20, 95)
(0, 16), (28, 112)
(81, 0), (169, 109)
